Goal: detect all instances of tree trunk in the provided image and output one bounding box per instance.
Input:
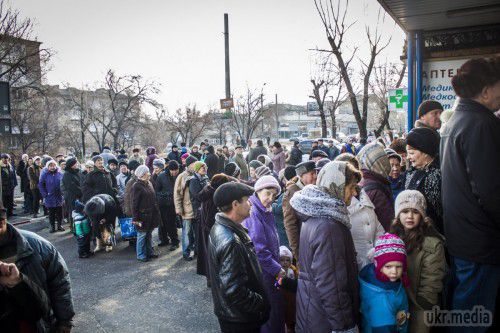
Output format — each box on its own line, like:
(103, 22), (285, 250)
(330, 110), (337, 139)
(319, 104), (327, 138)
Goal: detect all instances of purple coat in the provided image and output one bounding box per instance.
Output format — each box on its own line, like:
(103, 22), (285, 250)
(244, 194), (285, 333)
(38, 169), (64, 208)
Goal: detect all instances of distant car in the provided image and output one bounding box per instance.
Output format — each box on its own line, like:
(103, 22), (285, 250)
(298, 139), (314, 154)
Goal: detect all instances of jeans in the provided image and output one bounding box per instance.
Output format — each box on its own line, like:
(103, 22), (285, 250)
(181, 219), (194, 257)
(136, 230), (153, 260)
(450, 256), (500, 332)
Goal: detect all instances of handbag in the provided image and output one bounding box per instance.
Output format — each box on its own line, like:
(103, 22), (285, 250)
(118, 217), (137, 239)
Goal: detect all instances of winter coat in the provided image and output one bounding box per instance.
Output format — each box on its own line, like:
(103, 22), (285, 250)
(440, 98), (500, 264)
(116, 172), (131, 201)
(0, 160), (14, 195)
(5, 223), (74, 331)
(128, 154), (145, 165)
(288, 147), (303, 166)
(389, 174), (405, 202)
(359, 169), (394, 231)
(188, 173), (209, 218)
(247, 145), (268, 162)
(145, 147), (159, 173)
(317, 145), (330, 157)
(272, 193), (289, 247)
(405, 231), (447, 333)
(38, 169), (64, 208)
(123, 176), (138, 217)
(244, 194), (285, 333)
(61, 169), (82, 209)
(131, 179), (161, 231)
(359, 264), (409, 333)
(328, 145), (340, 160)
(271, 148), (286, 172)
(282, 178), (304, 259)
(28, 165), (41, 190)
(208, 213), (271, 327)
(173, 170), (194, 220)
(404, 159), (443, 234)
(82, 168), (117, 203)
(204, 153), (219, 179)
(290, 185), (360, 333)
(155, 170), (177, 207)
(348, 189), (385, 270)
(16, 160), (29, 192)
(167, 150), (181, 164)
(234, 153), (249, 180)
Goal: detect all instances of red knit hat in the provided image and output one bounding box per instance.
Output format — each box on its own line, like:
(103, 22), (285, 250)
(374, 233), (409, 287)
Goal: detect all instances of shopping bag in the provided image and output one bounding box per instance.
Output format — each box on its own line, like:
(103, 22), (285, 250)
(119, 217), (137, 239)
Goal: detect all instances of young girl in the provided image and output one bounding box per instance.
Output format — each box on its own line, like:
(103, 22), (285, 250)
(359, 233), (410, 333)
(390, 190), (447, 333)
(279, 246), (297, 333)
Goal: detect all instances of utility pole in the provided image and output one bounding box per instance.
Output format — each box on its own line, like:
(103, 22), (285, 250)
(224, 14), (231, 99)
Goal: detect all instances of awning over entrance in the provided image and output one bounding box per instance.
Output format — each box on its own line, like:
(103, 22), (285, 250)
(377, 0), (500, 32)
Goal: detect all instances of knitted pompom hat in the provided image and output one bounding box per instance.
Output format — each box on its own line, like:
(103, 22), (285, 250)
(374, 233), (409, 287)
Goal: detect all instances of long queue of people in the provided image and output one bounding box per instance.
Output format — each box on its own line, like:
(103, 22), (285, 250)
(0, 56), (499, 333)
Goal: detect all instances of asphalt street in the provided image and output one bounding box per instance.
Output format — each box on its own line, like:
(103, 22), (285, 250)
(16, 214), (220, 333)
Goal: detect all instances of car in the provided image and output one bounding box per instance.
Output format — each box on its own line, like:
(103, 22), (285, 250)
(298, 139), (315, 154)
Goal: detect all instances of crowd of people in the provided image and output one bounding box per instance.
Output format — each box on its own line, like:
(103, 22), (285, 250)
(0, 56), (499, 332)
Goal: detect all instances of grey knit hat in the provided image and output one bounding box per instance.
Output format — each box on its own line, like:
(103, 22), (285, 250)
(255, 165), (271, 179)
(395, 190), (427, 218)
(152, 158), (165, 169)
(135, 165), (150, 178)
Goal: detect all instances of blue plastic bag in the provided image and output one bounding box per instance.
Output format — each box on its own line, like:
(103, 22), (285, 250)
(119, 217), (137, 239)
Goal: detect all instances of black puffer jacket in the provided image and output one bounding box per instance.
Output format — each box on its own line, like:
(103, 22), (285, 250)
(204, 150), (219, 179)
(61, 168), (82, 211)
(208, 213), (270, 326)
(155, 170), (177, 207)
(440, 98), (500, 264)
(188, 173), (209, 219)
(82, 168), (117, 202)
(5, 224), (74, 331)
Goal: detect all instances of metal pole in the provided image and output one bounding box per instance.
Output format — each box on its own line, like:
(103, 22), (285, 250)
(415, 31), (423, 113)
(224, 14), (231, 99)
(407, 31), (415, 132)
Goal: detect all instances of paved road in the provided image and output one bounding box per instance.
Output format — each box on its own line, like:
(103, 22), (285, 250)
(16, 215), (219, 333)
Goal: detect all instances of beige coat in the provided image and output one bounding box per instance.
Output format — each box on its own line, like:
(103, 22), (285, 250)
(174, 170), (194, 220)
(282, 177), (304, 259)
(406, 233), (447, 333)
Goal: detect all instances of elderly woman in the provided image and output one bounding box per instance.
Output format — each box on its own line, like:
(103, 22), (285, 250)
(271, 141), (286, 173)
(404, 127), (443, 234)
(132, 165), (161, 262)
(38, 160), (64, 233)
(290, 161), (361, 333)
(244, 175), (286, 333)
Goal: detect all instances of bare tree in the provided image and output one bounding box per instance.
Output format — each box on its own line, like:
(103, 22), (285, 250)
(313, 0), (391, 140)
(210, 110), (232, 145)
(309, 54), (334, 138)
(328, 72), (347, 139)
(231, 85), (266, 145)
(95, 70), (160, 150)
(165, 105), (212, 147)
(369, 60), (406, 137)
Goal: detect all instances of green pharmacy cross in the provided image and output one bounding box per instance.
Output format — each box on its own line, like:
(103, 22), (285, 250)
(388, 88), (408, 112)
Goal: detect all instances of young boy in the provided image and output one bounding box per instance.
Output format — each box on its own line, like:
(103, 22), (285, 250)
(73, 200), (93, 258)
(359, 233), (410, 333)
(279, 246), (297, 333)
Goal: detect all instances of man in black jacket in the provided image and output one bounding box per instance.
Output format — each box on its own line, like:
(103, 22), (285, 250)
(204, 146), (219, 180)
(0, 208), (74, 331)
(441, 57), (500, 329)
(287, 141), (303, 166)
(246, 140), (268, 162)
(82, 155), (117, 203)
(209, 182), (270, 333)
(155, 161), (180, 250)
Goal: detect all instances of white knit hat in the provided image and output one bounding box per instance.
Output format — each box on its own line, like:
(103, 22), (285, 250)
(254, 175), (281, 196)
(279, 246), (292, 259)
(395, 190), (427, 218)
(135, 165), (150, 178)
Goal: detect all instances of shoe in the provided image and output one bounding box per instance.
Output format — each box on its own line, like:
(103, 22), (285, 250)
(49, 227), (56, 233)
(137, 258), (149, 262)
(57, 225), (65, 232)
(158, 242), (168, 247)
(32, 214), (38, 218)
(169, 244), (179, 251)
(149, 254), (159, 259)
(183, 255), (193, 261)
(79, 253), (90, 259)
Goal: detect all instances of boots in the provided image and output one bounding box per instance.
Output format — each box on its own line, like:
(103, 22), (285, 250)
(57, 224), (65, 232)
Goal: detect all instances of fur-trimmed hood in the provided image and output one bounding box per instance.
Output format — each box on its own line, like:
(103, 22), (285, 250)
(290, 184), (350, 228)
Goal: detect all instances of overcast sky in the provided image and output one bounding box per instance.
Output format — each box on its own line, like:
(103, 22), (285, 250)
(12, 0), (405, 113)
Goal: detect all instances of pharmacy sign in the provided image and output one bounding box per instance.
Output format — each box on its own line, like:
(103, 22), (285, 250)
(388, 88), (408, 112)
